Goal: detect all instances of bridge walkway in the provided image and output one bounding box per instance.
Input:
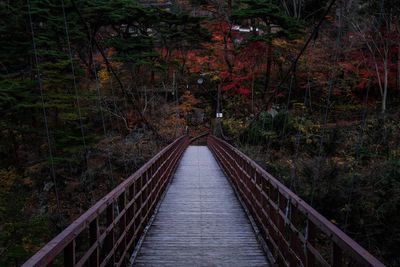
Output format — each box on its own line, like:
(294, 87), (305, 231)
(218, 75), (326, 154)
(133, 145), (270, 266)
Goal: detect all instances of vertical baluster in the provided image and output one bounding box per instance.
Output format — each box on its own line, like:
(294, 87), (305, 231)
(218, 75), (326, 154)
(133, 179), (138, 246)
(289, 204), (297, 266)
(260, 177), (267, 220)
(279, 193), (286, 235)
(140, 174), (144, 224)
(160, 156), (165, 189)
(271, 187), (277, 226)
(159, 157), (163, 196)
(64, 240), (76, 267)
(232, 153), (237, 181)
(106, 203), (115, 266)
(160, 154), (165, 183)
(306, 220), (316, 267)
(150, 163), (155, 209)
(250, 166), (257, 215)
(128, 184), (134, 220)
(126, 184), (134, 252)
(89, 218), (99, 267)
(242, 158), (247, 183)
(290, 204), (304, 266)
(154, 161), (159, 199)
(272, 186), (280, 254)
(254, 171), (260, 209)
(256, 173), (263, 222)
(277, 192), (285, 261)
(254, 172), (259, 202)
(120, 192), (127, 264)
(152, 162), (158, 209)
(142, 173), (148, 224)
(150, 166), (155, 210)
(332, 242), (342, 267)
(243, 159), (249, 197)
(245, 161), (250, 193)
(145, 170), (150, 214)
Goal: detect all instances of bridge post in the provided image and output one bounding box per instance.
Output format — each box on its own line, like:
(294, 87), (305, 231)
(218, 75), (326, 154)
(64, 240), (76, 267)
(142, 171), (149, 225)
(332, 243), (342, 267)
(89, 218), (99, 266)
(126, 184), (135, 253)
(306, 221), (316, 267)
(290, 205), (304, 265)
(105, 204), (115, 266)
(118, 191), (127, 265)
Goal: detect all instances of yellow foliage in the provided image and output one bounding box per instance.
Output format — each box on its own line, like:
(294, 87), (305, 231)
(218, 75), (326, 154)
(392, 149), (400, 158)
(0, 168), (18, 198)
(158, 91), (200, 140)
(159, 115), (186, 140)
(98, 62), (123, 84)
(178, 91), (199, 116)
(211, 75), (221, 81)
(98, 66), (110, 83)
(332, 156), (345, 167)
(272, 39), (288, 47)
(222, 118), (246, 136)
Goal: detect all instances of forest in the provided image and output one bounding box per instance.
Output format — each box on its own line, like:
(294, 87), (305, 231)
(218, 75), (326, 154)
(0, 0), (399, 266)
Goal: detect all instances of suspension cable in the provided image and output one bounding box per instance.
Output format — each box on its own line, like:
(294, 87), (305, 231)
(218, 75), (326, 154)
(27, 0), (62, 218)
(69, 0), (162, 140)
(92, 52), (115, 184)
(281, 70), (296, 136)
(276, 0), (337, 91)
(85, 13), (124, 184)
(310, 1), (344, 206)
(60, 0), (88, 164)
(108, 73), (131, 176)
(344, 55), (372, 230)
(289, 42), (316, 191)
(258, 68), (295, 158)
(109, 73), (124, 132)
(238, 0), (337, 140)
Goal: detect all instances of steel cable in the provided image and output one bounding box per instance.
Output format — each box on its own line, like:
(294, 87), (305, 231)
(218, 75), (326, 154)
(27, 0), (62, 220)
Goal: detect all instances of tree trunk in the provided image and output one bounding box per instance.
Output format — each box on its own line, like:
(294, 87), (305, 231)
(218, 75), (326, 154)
(382, 60), (388, 113)
(397, 44), (400, 92)
(262, 44), (273, 102)
(251, 70), (255, 114)
(223, 33), (233, 74)
(88, 43), (93, 79)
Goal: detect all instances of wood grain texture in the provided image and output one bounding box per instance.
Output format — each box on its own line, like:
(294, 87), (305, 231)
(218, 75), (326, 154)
(133, 146), (270, 266)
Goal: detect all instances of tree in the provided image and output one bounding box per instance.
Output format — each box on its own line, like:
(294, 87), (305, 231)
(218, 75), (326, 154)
(232, 0), (303, 101)
(350, 0), (400, 113)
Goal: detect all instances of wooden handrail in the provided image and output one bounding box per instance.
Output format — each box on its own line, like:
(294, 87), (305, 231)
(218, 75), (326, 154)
(23, 135), (190, 267)
(207, 135), (384, 267)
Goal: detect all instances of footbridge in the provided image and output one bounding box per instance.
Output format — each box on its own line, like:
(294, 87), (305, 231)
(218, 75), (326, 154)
(23, 135), (384, 267)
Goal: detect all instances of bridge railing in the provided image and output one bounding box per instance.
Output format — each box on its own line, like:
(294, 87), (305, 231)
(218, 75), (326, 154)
(23, 135), (190, 267)
(208, 135), (384, 267)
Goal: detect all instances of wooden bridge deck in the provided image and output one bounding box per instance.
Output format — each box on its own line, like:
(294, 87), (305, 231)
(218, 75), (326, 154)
(132, 146), (270, 266)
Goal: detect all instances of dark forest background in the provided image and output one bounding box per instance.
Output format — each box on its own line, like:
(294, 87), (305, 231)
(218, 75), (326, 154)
(0, 0), (399, 265)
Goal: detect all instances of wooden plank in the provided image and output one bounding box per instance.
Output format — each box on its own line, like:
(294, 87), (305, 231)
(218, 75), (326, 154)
(133, 146), (270, 266)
